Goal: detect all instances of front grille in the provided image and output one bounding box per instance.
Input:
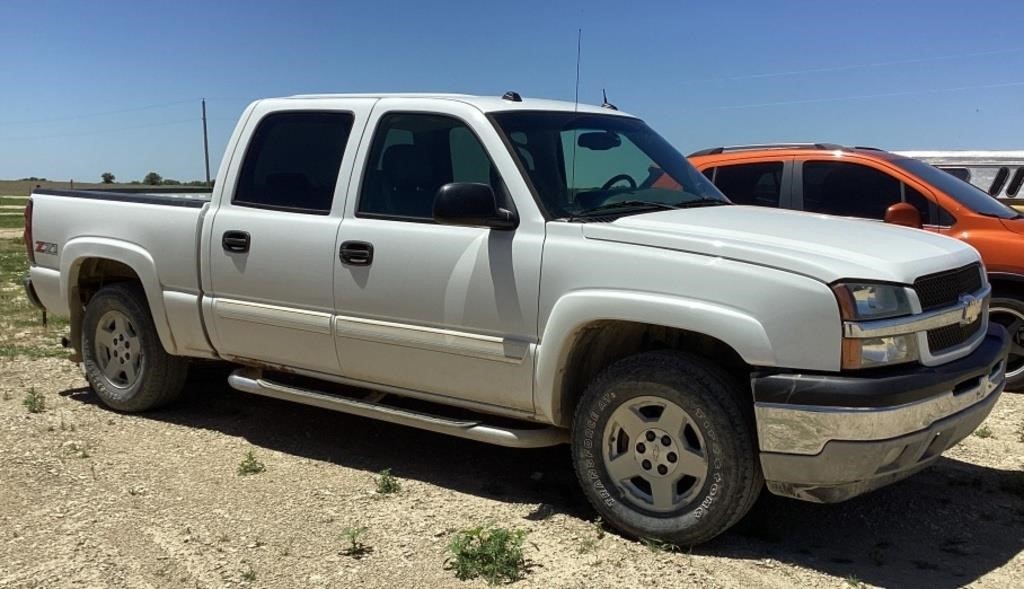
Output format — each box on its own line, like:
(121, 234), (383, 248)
(928, 319), (983, 353)
(913, 263), (983, 312)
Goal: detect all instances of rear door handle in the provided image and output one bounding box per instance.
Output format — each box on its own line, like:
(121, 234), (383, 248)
(222, 230), (251, 253)
(340, 241), (373, 266)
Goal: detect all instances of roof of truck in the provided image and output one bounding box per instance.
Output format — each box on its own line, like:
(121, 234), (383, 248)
(279, 92), (635, 117)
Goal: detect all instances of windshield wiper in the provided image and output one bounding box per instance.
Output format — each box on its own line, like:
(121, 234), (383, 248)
(567, 200), (682, 221)
(672, 198), (730, 208)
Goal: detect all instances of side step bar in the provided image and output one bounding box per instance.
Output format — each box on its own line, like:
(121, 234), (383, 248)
(227, 368), (568, 448)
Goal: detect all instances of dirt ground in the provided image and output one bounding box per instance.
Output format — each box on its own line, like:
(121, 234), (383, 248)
(0, 358), (1021, 589)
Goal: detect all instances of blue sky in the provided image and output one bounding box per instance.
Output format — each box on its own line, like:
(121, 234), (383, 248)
(1, 0), (1022, 182)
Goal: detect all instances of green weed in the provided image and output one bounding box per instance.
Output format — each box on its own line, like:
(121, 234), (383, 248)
(375, 468), (401, 495)
(446, 524), (529, 585)
(237, 450), (265, 476)
(22, 387), (44, 413)
(340, 526), (371, 558)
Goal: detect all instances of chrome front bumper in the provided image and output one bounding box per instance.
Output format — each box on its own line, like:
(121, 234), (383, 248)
(751, 324), (1009, 503)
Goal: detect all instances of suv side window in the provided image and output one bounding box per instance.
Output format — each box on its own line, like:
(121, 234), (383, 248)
(711, 162), (784, 207)
(358, 113), (505, 221)
(803, 161), (953, 225)
(234, 111), (354, 214)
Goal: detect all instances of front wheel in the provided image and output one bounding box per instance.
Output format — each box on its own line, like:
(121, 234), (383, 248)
(571, 351), (762, 546)
(988, 296), (1024, 391)
(81, 283), (188, 412)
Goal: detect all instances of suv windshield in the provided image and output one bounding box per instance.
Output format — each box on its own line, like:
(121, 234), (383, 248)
(490, 112), (728, 218)
(892, 157), (1020, 220)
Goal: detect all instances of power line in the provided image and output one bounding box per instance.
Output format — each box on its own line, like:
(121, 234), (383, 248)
(689, 46), (1024, 83)
(0, 98), (199, 127)
(0, 118), (198, 142)
(707, 80), (1024, 110)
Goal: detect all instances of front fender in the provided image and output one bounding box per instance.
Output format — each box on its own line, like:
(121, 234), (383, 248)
(533, 289), (775, 425)
(61, 237), (178, 355)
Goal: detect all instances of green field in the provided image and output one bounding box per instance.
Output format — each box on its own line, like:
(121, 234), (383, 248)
(0, 216), (24, 230)
(0, 236), (67, 358)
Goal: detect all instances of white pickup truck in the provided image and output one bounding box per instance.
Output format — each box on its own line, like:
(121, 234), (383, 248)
(23, 93), (1009, 545)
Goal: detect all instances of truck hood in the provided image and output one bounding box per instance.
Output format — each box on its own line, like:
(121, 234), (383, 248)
(582, 206), (979, 284)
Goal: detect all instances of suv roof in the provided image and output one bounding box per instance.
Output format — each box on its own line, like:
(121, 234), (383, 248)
(688, 143), (901, 160)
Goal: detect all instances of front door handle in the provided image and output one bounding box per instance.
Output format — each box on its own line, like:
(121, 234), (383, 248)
(340, 241), (373, 266)
(222, 230), (251, 253)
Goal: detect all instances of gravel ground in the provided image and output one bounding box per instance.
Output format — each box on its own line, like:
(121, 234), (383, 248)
(0, 358), (1021, 589)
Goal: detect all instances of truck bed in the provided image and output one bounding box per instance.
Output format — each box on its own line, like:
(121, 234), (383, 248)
(28, 187), (214, 358)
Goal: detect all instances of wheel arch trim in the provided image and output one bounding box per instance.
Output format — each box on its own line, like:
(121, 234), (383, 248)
(60, 237), (178, 355)
(534, 289), (775, 425)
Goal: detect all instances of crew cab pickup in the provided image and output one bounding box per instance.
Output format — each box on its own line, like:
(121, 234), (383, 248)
(23, 93), (1009, 545)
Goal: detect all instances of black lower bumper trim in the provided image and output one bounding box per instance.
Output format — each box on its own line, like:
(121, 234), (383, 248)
(751, 324), (1009, 408)
(22, 274), (44, 310)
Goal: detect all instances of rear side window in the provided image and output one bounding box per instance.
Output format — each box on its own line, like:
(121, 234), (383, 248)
(712, 162), (784, 207)
(234, 111), (354, 214)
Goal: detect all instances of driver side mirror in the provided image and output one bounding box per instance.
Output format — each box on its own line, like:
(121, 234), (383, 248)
(884, 202), (923, 229)
(433, 183), (518, 230)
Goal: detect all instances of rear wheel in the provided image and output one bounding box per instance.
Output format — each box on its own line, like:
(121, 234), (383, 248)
(81, 283), (188, 412)
(571, 350), (762, 546)
(988, 296), (1024, 391)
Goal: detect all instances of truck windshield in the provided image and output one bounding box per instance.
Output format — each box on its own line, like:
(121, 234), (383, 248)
(490, 112), (728, 219)
(892, 157), (1021, 220)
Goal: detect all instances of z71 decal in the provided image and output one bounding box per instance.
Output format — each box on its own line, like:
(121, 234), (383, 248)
(34, 241), (57, 255)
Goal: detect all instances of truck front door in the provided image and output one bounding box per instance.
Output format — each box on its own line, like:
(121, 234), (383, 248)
(331, 100), (544, 413)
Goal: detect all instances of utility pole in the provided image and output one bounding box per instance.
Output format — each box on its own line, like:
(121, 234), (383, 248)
(202, 98), (211, 186)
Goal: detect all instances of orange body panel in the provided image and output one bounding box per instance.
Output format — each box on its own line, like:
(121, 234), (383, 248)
(689, 148), (1024, 277)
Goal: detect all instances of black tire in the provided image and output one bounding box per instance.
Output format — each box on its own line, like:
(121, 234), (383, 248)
(81, 283), (188, 412)
(571, 350), (763, 546)
(988, 296), (1024, 392)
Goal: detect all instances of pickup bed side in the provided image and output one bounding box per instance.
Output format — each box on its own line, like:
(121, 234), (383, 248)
(28, 190), (214, 359)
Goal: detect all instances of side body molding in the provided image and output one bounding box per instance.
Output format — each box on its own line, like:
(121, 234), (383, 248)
(533, 290), (775, 426)
(60, 237), (179, 355)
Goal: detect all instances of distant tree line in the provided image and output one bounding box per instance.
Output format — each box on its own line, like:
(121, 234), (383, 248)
(100, 171), (211, 187)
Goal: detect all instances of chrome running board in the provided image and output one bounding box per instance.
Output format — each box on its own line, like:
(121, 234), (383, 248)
(227, 368), (568, 448)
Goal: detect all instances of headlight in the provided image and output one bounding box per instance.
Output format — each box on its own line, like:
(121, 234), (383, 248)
(833, 282), (918, 369)
(832, 283), (912, 320)
(841, 334), (919, 369)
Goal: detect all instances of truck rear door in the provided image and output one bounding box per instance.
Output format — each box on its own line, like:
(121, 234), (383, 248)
(204, 99), (375, 373)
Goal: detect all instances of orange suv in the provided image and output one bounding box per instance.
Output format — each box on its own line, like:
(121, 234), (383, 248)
(689, 143), (1024, 388)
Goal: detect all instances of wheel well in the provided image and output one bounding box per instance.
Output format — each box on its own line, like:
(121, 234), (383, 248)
(558, 321), (751, 426)
(68, 258), (144, 354)
(987, 275), (1024, 300)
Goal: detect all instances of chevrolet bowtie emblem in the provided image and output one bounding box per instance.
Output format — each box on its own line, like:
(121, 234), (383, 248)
(958, 293), (982, 326)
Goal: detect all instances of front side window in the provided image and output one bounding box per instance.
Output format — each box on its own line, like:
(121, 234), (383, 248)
(358, 113), (505, 220)
(712, 162), (784, 207)
(491, 112), (726, 218)
(802, 161), (905, 220)
(803, 160), (955, 225)
(234, 112), (353, 214)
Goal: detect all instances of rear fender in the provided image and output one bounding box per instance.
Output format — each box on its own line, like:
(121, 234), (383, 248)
(61, 237), (178, 355)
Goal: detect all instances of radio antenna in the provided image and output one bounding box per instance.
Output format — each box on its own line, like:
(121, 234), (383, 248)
(570, 28), (582, 197)
(573, 28), (582, 112)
